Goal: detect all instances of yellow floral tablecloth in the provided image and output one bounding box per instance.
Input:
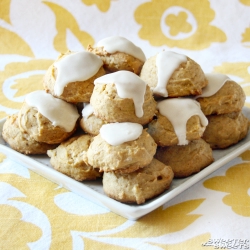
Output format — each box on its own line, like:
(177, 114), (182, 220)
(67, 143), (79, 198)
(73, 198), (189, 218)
(1, 0), (250, 249)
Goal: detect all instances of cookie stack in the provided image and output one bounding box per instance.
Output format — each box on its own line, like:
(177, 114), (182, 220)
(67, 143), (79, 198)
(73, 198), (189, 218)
(85, 70), (174, 204)
(139, 50), (214, 178)
(2, 35), (249, 204)
(196, 73), (249, 149)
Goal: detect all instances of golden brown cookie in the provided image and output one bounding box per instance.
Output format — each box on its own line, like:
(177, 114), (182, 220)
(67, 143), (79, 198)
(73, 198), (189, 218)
(90, 71), (156, 125)
(2, 114), (57, 154)
(86, 129), (157, 173)
(18, 91), (79, 144)
(140, 51), (208, 97)
(147, 114), (206, 146)
(103, 158), (174, 204)
(79, 103), (106, 135)
(196, 80), (246, 115)
(147, 98), (208, 146)
(47, 135), (102, 181)
(43, 51), (106, 103)
(155, 139), (214, 178)
(87, 36), (146, 75)
(202, 112), (249, 149)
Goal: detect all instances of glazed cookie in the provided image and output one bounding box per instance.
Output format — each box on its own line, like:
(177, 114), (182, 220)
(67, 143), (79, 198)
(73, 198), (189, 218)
(103, 158), (174, 204)
(2, 113), (57, 155)
(202, 111), (249, 149)
(155, 139), (214, 178)
(47, 134), (102, 181)
(195, 73), (246, 115)
(87, 123), (157, 173)
(18, 90), (79, 144)
(43, 51), (105, 103)
(79, 103), (106, 135)
(147, 98), (208, 146)
(87, 36), (146, 74)
(90, 71), (157, 125)
(140, 51), (208, 98)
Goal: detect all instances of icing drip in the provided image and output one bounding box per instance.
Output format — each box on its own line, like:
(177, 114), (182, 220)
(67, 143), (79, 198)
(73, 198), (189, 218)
(195, 73), (230, 98)
(154, 51), (187, 97)
(54, 51), (103, 96)
(96, 36), (146, 62)
(94, 71), (146, 117)
(157, 98), (208, 145)
(82, 103), (94, 120)
(25, 90), (79, 132)
(100, 122), (143, 146)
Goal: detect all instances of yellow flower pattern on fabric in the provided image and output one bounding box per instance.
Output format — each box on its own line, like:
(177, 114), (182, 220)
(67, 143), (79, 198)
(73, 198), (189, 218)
(0, 0), (11, 23)
(203, 163), (250, 217)
(108, 199), (205, 238)
(134, 0), (226, 50)
(148, 233), (213, 250)
(82, 0), (112, 12)
(0, 59), (53, 114)
(0, 205), (42, 249)
(240, 0), (250, 5)
(242, 27), (250, 46)
(81, 237), (133, 250)
(165, 11), (192, 36)
(0, 27), (34, 57)
(0, 168), (127, 249)
(43, 2), (94, 52)
(240, 150), (250, 161)
(0, 153), (6, 163)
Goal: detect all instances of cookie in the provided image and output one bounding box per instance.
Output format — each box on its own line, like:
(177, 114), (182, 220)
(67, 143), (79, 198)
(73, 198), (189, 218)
(47, 134), (102, 181)
(87, 36), (146, 74)
(79, 103), (106, 135)
(103, 158), (174, 204)
(140, 51), (208, 98)
(195, 73), (246, 115)
(202, 111), (249, 149)
(2, 113), (58, 155)
(90, 70), (156, 125)
(147, 98), (208, 146)
(86, 123), (157, 173)
(43, 51), (105, 103)
(155, 139), (214, 178)
(18, 90), (79, 144)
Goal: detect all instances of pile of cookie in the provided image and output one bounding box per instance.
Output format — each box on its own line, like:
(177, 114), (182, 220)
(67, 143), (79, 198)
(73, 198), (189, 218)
(2, 36), (249, 205)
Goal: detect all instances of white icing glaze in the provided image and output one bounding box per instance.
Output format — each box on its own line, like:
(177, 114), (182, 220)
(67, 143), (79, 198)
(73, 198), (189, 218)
(195, 73), (230, 98)
(54, 51), (103, 96)
(157, 98), (208, 145)
(154, 51), (187, 97)
(25, 90), (79, 132)
(100, 122), (143, 146)
(96, 36), (146, 62)
(82, 103), (94, 120)
(94, 71), (146, 117)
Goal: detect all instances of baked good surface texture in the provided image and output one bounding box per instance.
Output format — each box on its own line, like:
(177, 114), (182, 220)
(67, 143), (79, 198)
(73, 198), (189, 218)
(87, 36), (146, 75)
(2, 114), (58, 155)
(47, 134), (102, 181)
(18, 91), (79, 144)
(140, 51), (208, 98)
(43, 51), (105, 103)
(103, 158), (174, 204)
(196, 79), (246, 116)
(90, 71), (156, 125)
(202, 111), (249, 149)
(87, 129), (157, 173)
(155, 138), (214, 178)
(147, 98), (208, 146)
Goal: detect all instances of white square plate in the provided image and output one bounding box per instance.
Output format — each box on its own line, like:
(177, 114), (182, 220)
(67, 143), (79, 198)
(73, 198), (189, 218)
(1, 107), (250, 220)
